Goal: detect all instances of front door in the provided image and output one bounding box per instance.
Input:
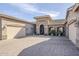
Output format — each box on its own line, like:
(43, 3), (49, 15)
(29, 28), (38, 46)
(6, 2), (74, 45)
(40, 25), (44, 35)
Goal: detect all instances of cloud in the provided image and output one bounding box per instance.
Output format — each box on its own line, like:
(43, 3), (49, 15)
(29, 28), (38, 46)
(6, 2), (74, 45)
(9, 3), (60, 18)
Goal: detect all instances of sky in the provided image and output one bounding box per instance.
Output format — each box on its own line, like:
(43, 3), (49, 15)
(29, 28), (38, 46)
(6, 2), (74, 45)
(0, 3), (74, 22)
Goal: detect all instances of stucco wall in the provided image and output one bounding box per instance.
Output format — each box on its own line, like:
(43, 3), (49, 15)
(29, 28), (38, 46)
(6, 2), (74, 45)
(0, 18), (2, 40)
(36, 18), (48, 35)
(25, 23), (34, 35)
(1, 17), (34, 40)
(2, 18), (26, 39)
(67, 10), (76, 24)
(66, 23), (69, 37)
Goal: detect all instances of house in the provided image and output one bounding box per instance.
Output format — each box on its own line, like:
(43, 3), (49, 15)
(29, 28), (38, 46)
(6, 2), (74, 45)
(66, 3), (79, 47)
(0, 13), (66, 40)
(34, 15), (66, 35)
(0, 14), (34, 40)
(1, 3), (79, 49)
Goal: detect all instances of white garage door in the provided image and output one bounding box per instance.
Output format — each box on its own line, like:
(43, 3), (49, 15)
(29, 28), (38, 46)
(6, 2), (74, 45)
(69, 22), (77, 44)
(7, 26), (26, 39)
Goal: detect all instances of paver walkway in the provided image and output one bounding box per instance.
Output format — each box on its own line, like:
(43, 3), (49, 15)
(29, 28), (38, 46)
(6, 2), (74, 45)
(18, 36), (79, 56)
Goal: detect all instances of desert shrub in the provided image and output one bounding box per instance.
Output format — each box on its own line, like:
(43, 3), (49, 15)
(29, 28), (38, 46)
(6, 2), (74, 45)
(48, 30), (56, 36)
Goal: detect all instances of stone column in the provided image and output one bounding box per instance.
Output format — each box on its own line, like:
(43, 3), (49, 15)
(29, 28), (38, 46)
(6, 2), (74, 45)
(36, 26), (40, 35)
(44, 25), (48, 35)
(2, 18), (7, 40)
(0, 17), (2, 40)
(66, 23), (69, 38)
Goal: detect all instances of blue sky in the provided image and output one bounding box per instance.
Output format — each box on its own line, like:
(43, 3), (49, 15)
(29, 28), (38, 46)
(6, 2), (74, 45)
(0, 3), (74, 22)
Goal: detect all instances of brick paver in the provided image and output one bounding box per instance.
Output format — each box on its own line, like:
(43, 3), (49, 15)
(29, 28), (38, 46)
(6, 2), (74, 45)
(18, 36), (79, 56)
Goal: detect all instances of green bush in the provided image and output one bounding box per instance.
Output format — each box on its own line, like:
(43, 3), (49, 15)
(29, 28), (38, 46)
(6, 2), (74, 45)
(48, 29), (64, 36)
(48, 30), (56, 36)
(48, 30), (51, 35)
(52, 30), (56, 36)
(57, 30), (63, 36)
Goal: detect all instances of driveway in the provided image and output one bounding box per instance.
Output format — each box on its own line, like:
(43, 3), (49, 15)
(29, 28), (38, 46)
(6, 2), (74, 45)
(0, 36), (79, 56)
(0, 36), (50, 56)
(18, 36), (79, 56)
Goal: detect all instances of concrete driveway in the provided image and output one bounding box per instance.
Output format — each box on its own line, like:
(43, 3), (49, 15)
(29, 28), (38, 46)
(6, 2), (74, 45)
(0, 36), (50, 56)
(0, 36), (79, 56)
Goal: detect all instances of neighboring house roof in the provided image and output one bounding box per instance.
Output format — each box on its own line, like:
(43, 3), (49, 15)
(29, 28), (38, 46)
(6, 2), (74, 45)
(34, 15), (50, 19)
(54, 19), (65, 24)
(0, 13), (34, 25)
(34, 15), (53, 21)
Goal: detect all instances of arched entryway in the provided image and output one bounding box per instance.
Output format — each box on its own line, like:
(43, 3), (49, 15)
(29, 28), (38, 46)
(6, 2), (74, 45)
(40, 25), (44, 35)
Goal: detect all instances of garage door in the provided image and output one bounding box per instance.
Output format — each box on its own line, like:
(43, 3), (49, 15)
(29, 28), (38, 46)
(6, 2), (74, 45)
(7, 26), (26, 39)
(69, 22), (77, 44)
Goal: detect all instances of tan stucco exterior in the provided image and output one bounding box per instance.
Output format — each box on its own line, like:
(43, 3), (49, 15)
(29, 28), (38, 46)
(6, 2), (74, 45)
(34, 15), (65, 35)
(34, 15), (53, 35)
(0, 14), (34, 40)
(1, 3), (79, 49)
(0, 13), (65, 40)
(0, 4), (70, 40)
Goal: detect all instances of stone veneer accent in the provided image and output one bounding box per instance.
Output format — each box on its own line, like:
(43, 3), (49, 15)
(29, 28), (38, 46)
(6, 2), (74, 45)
(66, 3), (79, 48)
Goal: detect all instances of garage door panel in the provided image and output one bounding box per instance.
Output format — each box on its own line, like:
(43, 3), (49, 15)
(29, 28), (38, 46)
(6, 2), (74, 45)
(69, 23), (77, 44)
(7, 26), (26, 39)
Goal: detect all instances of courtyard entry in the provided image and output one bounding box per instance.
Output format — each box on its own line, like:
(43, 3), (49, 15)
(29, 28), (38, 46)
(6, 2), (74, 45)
(48, 27), (65, 36)
(40, 25), (44, 35)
